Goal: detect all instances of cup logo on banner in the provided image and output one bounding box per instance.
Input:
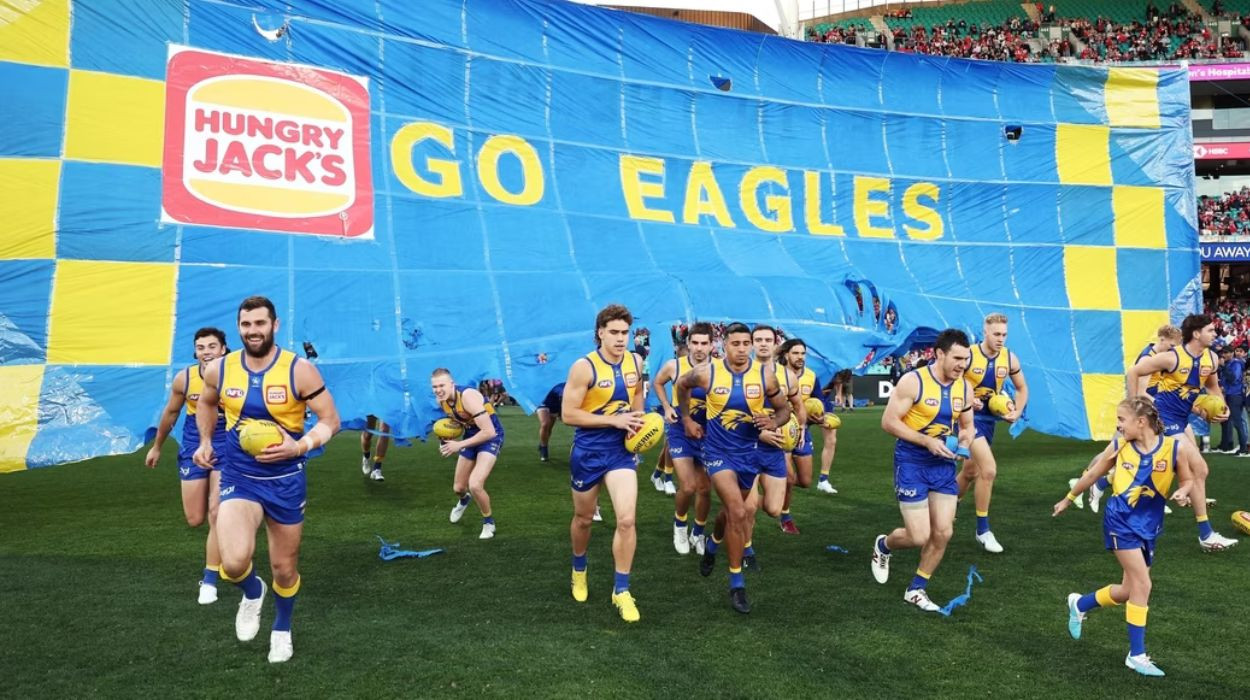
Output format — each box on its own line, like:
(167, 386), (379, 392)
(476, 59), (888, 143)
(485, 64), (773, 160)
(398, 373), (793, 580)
(161, 45), (374, 238)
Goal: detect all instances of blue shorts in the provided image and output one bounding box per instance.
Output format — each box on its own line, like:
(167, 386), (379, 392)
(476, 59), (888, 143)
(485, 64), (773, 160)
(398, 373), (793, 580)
(177, 436), (227, 481)
(459, 428), (505, 460)
(1158, 406), (1188, 437)
(569, 443), (635, 492)
(704, 449), (758, 491)
(973, 416), (997, 445)
(894, 447), (957, 503)
(666, 423), (703, 464)
(1105, 529), (1156, 567)
(755, 447), (788, 480)
(792, 427), (814, 457)
(540, 389), (562, 417)
(219, 467), (307, 525)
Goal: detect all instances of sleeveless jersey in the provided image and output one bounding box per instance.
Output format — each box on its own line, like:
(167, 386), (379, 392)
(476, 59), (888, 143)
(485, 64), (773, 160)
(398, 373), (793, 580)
(218, 349), (306, 478)
(704, 358), (768, 456)
(1103, 435), (1178, 541)
(1134, 343), (1165, 396)
(671, 356), (708, 425)
(897, 366), (970, 459)
(573, 350), (641, 450)
(1154, 346), (1217, 420)
(181, 364), (226, 459)
(440, 384), (501, 434)
(967, 343), (1010, 403)
(793, 366), (817, 401)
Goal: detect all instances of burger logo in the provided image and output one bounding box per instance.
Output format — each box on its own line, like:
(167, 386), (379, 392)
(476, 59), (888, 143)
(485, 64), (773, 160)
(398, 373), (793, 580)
(162, 46), (373, 238)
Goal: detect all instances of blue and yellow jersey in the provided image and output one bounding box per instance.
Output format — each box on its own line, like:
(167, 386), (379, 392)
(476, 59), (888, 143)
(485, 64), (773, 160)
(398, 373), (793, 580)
(793, 366), (817, 401)
(572, 350), (642, 450)
(1103, 435), (1178, 542)
(705, 358), (769, 455)
(1134, 343), (1164, 397)
(671, 356), (707, 425)
(897, 367), (970, 459)
(1154, 346), (1217, 420)
(439, 384), (502, 435)
(217, 349), (306, 478)
(180, 363), (225, 459)
(967, 343), (1010, 403)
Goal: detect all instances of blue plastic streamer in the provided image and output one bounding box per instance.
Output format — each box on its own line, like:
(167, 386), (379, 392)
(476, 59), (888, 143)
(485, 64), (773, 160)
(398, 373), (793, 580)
(377, 535), (445, 561)
(825, 544), (849, 554)
(937, 565), (983, 617)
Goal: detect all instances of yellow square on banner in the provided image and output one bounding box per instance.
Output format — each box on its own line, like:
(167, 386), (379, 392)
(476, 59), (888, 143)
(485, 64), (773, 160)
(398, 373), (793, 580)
(1112, 186), (1166, 249)
(0, 158), (59, 259)
(0, 0), (69, 67)
(0, 364), (45, 473)
(47, 260), (175, 365)
(1056, 124), (1111, 186)
(1105, 68), (1160, 129)
(1064, 246), (1120, 310)
(64, 70), (165, 167)
(1121, 310), (1170, 372)
(1082, 373), (1124, 441)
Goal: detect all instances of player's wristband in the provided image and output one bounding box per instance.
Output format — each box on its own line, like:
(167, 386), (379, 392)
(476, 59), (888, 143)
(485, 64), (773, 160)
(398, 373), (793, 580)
(1065, 491), (1078, 503)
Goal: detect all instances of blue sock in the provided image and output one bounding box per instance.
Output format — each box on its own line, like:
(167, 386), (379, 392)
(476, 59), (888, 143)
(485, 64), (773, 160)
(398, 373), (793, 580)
(729, 567), (745, 589)
(1127, 603), (1148, 656)
(538, 445), (548, 459)
(910, 569), (931, 591)
(1197, 516), (1214, 539)
(664, 473), (673, 484)
(1095, 475), (1110, 491)
(613, 571), (630, 594)
(651, 468), (662, 479)
(674, 515), (687, 529)
(692, 520), (706, 538)
(272, 577), (299, 632)
(458, 493), (471, 506)
(202, 567), (219, 587)
(1077, 592), (1100, 613)
(818, 474), (829, 483)
(780, 511), (793, 523)
(744, 545), (755, 557)
(231, 564), (263, 599)
(976, 511), (990, 536)
(572, 553), (587, 572)
(707, 537), (720, 556)
(876, 537), (891, 555)
(483, 515), (494, 525)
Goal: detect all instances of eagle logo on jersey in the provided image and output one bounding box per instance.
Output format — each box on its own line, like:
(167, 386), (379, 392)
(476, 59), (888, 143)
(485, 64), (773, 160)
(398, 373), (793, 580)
(602, 400), (631, 415)
(718, 410), (753, 431)
(1126, 485), (1157, 507)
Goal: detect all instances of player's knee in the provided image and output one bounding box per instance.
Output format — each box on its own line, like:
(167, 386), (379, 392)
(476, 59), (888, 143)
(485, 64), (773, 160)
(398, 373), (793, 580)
(220, 557), (250, 580)
(453, 481), (468, 494)
(677, 481), (695, 498)
(796, 472), (812, 488)
(185, 512), (205, 528)
(270, 562), (298, 588)
(469, 481), (488, 498)
(978, 464), (998, 482)
(615, 512), (636, 532)
(762, 502), (782, 518)
(571, 512), (593, 530)
(725, 503), (748, 525)
(930, 524), (954, 544)
(1191, 458), (1209, 480)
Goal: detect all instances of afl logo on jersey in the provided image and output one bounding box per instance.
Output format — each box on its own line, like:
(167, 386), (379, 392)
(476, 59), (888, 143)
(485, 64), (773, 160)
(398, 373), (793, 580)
(1121, 461), (1134, 471)
(188, 393), (200, 401)
(713, 387), (731, 395)
(745, 384), (762, 399)
(225, 387), (245, 399)
(266, 385), (288, 404)
(924, 398), (940, 407)
(597, 379), (612, 389)
(970, 367), (984, 376)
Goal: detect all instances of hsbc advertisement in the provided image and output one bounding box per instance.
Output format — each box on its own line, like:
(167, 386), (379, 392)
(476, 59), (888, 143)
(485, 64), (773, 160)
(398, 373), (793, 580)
(1193, 141), (1250, 160)
(161, 46), (374, 238)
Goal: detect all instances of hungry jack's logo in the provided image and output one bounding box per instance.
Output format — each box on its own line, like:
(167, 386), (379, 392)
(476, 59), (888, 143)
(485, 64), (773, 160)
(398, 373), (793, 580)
(161, 45), (373, 238)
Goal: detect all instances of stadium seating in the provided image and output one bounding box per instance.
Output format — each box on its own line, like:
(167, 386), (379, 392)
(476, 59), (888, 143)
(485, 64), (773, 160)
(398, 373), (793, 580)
(882, 0), (1028, 32)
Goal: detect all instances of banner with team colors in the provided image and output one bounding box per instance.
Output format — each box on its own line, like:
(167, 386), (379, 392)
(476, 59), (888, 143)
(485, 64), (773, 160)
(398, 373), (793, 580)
(0, 0), (1198, 470)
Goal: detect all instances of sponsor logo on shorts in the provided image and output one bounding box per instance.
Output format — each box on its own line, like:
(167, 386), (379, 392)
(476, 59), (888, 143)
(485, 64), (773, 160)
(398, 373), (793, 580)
(896, 486), (918, 498)
(220, 485), (236, 497)
(265, 385), (288, 404)
(225, 387), (245, 399)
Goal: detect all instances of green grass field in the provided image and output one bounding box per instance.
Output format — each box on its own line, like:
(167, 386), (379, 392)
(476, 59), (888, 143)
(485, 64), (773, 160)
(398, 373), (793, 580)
(2, 407), (1247, 697)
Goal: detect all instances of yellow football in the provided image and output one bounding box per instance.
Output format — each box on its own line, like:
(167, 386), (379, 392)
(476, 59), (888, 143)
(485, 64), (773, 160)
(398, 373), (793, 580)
(238, 419), (284, 456)
(625, 412), (665, 453)
(1194, 394), (1227, 421)
(987, 393), (1015, 418)
(432, 418), (465, 440)
(823, 414), (841, 430)
(777, 415), (801, 451)
(804, 397), (825, 422)
(1232, 510), (1250, 537)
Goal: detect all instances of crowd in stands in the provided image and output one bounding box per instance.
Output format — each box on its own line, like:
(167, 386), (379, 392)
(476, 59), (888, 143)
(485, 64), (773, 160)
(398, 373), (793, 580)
(807, 1), (1248, 64)
(1207, 298), (1250, 349)
(1200, 188), (1250, 236)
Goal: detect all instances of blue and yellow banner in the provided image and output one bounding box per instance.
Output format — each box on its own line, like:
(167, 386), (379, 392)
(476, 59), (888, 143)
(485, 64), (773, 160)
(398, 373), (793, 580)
(0, 0), (1197, 470)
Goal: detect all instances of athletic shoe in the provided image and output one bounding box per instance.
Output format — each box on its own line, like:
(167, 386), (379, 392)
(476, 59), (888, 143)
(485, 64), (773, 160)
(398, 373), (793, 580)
(538, 445), (549, 462)
(368, 467), (384, 482)
(779, 519), (800, 535)
(479, 522), (496, 540)
(817, 480), (837, 494)
(450, 499), (469, 523)
(729, 587), (751, 614)
(743, 554), (759, 571)
(1238, 450), (1250, 458)
(1164, 505), (1172, 515)
(268, 630), (293, 664)
(1066, 593), (1085, 640)
(1125, 653), (1165, 677)
(691, 534), (706, 556)
(235, 579), (267, 642)
(612, 591), (640, 623)
(197, 583), (218, 606)
(571, 570), (588, 602)
(664, 480), (676, 496)
(592, 506), (603, 523)
(699, 550), (716, 577)
(904, 588), (940, 612)
(650, 473), (665, 492)
(673, 525), (690, 555)
(976, 530), (1004, 554)
(1088, 480), (1104, 514)
(361, 456), (372, 476)
(871, 535), (891, 584)
(1200, 531), (1239, 552)
(1066, 478), (1085, 510)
